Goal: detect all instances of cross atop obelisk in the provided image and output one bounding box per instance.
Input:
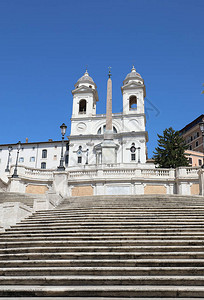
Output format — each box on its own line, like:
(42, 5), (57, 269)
(105, 67), (113, 133)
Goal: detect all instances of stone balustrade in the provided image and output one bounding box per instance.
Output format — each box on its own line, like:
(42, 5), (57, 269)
(5, 165), (203, 197)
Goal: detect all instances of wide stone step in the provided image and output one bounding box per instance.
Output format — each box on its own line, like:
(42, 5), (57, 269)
(1, 239), (204, 248)
(18, 219), (204, 226)
(8, 222), (204, 229)
(11, 222), (204, 231)
(2, 245), (204, 254)
(32, 208), (204, 214)
(1, 252), (204, 260)
(1, 284), (204, 297)
(1, 275), (204, 286)
(2, 258), (204, 268)
(5, 228), (204, 235)
(1, 266), (204, 276)
(22, 215), (204, 221)
(2, 232), (204, 239)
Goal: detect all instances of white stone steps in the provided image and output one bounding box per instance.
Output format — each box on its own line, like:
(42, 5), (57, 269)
(2, 258), (204, 268)
(1, 251), (204, 260)
(1, 284), (204, 298)
(2, 275), (204, 286)
(1, 266), (204, 276)
(1, 195), (204, 297)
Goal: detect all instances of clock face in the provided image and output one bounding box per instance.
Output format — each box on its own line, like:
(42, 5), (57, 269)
(77, 122), (86, 132)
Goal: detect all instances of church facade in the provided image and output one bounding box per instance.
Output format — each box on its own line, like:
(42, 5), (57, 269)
(69, 67), (148, 168)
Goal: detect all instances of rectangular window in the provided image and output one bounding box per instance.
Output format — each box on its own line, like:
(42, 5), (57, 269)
(196, 141), (199, 147)
(197, 132), (200, 138)
(78, 156), (82, 164)
(199, 159), (202, 166)
(41, 162), (46, 169)
(188, 157), (192, 165)
(42, 149), (47, 158)
(189, 145), (192, 150)
(19, 157), (24, 163)
(131, 153), (136, 161)
(30, 157), (35, 162)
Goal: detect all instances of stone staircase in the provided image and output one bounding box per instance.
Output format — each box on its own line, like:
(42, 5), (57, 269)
(0, 191), (39, 208)
(1, 195), (204, 297)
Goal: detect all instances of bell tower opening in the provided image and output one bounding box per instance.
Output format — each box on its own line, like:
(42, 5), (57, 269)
(79, 99), (87, 114)
(129, 95), (137, 110)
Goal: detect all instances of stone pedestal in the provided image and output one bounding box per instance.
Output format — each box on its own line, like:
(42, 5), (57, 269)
(9, 177), (25, 193)
(101, 139), (118, 165)
(198, 169), (204, 196)
(53, 171), (69, 198)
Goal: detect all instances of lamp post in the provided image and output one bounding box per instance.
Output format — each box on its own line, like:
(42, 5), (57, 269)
(199, 121), (204, 168)
(5, 146), (12, 172)
(12, 141), (21, 178)
(86, 149), (89, 165)
(57, 123), (67, 171)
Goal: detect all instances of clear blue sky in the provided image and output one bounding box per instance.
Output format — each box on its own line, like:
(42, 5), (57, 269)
(0, 0), (203, 157)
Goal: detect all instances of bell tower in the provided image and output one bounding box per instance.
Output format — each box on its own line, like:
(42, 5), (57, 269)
(71, 70), (99, 118)
(121, 66), (146, 115)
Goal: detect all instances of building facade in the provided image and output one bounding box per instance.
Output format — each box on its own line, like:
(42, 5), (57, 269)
(180, 115), (204, 153)
(0, 140), (69, 177)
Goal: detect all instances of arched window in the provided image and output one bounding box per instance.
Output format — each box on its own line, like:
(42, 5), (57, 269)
(42, 149), (47, 158)
(129, 95), (137, 110)
(79, 99), (87, 114)
(41, 162), (46, 169)
(97, 125), (117, 134)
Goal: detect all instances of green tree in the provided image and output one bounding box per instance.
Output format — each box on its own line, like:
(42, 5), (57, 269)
(153, 127), (189, 168)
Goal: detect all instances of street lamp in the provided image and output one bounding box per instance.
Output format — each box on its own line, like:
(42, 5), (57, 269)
(12, 141), (21, 178)
(57, 123), (67, 171)
(5, 146), (12, 172)
(199, 121), (204, 168)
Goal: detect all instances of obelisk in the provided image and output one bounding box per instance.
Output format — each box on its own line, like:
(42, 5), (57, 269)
(105, 69), (113, 136)
(101, 68), (118, 164)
